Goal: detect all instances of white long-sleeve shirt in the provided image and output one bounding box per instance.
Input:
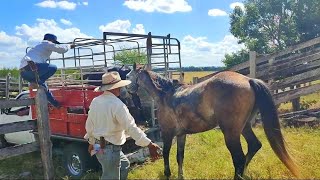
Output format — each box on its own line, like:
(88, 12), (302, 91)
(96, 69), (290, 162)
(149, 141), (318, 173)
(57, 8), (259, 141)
(20, 40), (69, 69)
(84, 91), (151, 147)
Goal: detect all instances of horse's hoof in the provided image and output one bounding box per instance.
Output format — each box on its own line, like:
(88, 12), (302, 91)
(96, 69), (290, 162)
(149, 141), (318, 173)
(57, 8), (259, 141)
(178, 174), (184, 180)
(164, 170), (171, 178)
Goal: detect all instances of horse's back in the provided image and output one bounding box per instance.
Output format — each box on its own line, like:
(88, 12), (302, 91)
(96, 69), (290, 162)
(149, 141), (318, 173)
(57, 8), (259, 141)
(203, 71), (256, 130)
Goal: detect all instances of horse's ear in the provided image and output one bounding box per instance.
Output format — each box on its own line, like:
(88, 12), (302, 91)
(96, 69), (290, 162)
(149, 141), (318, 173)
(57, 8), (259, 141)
(143, 64), (151, 71)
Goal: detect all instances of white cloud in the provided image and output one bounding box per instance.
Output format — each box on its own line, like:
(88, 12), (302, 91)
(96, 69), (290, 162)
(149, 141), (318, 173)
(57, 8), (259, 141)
(15, 18), (90, 43)
(132, 24), (146, 34)
(99, 20), (131, 33)
(230, 2), (245, 11)
(60, 19), (72, 26)
(35, 0), (77, 10)
(0, 31), (25, 46)
(181, 34), (245, 67)
(208, 9), (228, 17)
(83, 2), (88, 6)
(0, 32), (28, 67)
(99, 20), (146, 34)
(0, 19), (92, 68)
(123, 0), (192, 13)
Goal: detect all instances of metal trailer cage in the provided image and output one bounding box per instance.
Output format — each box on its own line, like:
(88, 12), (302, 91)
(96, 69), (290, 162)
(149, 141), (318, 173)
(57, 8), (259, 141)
(46, 31), (183, 88)
(27, 32), (182, 138)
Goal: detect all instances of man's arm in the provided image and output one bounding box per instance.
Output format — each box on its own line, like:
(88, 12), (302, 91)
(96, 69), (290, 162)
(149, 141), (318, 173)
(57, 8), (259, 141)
(47, 43), (69, 54)
(115, 103), (162, 160)
(115, 104), (151, 146)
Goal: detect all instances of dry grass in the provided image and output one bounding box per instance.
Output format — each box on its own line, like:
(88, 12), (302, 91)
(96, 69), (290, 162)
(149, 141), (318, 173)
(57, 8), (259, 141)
(172, 71), (214, 84)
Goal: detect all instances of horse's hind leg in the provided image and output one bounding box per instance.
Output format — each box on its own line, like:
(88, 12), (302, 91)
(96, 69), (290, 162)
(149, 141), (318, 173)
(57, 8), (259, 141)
(242, 123), (262, 171)
(176, 134), (186, 179)
(223, 132), (246, 180)
(162, 132), (174, 179)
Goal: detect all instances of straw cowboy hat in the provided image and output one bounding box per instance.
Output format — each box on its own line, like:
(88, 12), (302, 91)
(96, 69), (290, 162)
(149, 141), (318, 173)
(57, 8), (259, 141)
(94, 71), (131, 92)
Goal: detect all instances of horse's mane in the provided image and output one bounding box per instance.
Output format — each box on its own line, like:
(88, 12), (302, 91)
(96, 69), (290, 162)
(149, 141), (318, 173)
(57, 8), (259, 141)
(146, 71), (182, 93)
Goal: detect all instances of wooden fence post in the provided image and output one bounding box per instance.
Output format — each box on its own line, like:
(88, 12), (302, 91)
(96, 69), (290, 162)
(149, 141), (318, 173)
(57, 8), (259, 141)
(193, 77), (198, 84)
(5, 73), (10, 100)
(249, 51), (257, 78)
(18, 75), (23, 93)
(35, 87), (54, 180)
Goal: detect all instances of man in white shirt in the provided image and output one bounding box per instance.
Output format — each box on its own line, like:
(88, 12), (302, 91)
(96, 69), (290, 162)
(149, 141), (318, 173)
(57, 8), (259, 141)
(20, 33), (73, 107)
(84, 71), (161, 180)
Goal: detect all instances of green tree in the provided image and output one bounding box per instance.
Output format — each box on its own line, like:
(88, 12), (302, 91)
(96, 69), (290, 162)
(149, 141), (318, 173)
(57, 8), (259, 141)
(223, 0), (320, 68)
(222, 49), (249, 68)
(114, 48), (147, 65)
(0, 68), (20, 79)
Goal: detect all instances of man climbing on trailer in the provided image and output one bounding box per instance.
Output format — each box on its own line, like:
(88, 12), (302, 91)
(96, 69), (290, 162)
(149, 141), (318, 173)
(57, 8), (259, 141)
(19, 33), (74, 108)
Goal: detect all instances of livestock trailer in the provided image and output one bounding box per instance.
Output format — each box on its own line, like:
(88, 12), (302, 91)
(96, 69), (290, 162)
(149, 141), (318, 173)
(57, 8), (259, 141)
(28, 32), (183, 177)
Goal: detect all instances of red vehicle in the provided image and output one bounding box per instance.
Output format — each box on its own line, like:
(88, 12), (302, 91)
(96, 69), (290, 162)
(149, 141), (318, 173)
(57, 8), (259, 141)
(28, 32), (183, 177)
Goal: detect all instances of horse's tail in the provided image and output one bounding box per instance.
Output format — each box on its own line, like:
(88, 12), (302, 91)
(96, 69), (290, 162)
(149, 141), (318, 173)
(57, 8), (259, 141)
(249, 79), (299, 177)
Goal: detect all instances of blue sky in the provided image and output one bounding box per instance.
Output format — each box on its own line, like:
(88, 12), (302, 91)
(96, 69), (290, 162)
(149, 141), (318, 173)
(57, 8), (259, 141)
(0, 0), (245, 68)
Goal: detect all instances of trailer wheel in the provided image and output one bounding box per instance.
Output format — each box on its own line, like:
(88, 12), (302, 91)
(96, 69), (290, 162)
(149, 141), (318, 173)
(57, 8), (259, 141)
(63, 143), (91, 178)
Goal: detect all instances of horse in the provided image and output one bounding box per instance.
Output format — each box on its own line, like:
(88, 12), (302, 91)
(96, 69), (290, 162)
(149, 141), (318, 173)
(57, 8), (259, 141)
(126, 64), (299, 179)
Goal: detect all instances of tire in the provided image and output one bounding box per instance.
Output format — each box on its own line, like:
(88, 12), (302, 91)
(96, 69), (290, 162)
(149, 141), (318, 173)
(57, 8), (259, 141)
(63, 143), (92, 178)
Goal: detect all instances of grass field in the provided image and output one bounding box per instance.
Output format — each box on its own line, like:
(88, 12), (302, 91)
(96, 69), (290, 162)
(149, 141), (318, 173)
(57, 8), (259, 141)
(179, 71), (214, 84)
(1, 127), (320, 179)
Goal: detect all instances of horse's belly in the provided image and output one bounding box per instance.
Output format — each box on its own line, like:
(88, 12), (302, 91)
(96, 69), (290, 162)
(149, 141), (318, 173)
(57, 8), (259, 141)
(179, 113), (218, 134)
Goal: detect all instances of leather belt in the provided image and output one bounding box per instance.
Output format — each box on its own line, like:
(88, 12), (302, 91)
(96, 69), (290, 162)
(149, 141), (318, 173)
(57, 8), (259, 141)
(95, 137), (112, 149)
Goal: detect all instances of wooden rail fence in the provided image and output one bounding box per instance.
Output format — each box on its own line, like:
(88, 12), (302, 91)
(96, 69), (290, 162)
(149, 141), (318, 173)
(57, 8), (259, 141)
(197, 36), (320, 109)
(0, 87), (54, 179)
(0, 74), (28, 99)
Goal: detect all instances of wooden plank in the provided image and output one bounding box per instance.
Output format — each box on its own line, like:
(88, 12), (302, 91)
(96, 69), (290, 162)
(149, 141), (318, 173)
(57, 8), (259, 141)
(270, 68), (320, 90)
(230, 38), (320, 74)
(258, 59), (320, 80)
(35, 87), (54, 179)
(0, 120), (36, 134)
(249, 51), (257, 78)
(197, 71), (222, 82)
(274, 83), (320, 105)
(262, 37), (320, 62)
(229, 61), (249, 72)
(272, 47), (320, 66)
(0, 98), (34, 109)
(5, 75), (9, 100)
(0, 142), (39, 160)
(256, 50), (320, 78)
(279, 108), (320, 118)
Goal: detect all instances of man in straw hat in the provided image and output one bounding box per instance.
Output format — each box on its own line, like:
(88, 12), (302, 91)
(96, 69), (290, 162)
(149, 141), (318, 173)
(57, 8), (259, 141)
(84, 71), (162, 179)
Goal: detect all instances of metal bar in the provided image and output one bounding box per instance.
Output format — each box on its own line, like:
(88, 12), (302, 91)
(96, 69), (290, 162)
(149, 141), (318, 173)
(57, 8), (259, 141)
(103, 31), (173, 40)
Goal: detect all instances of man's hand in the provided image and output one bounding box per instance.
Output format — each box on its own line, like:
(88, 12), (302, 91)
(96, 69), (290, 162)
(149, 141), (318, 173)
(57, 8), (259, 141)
(88, 144), (94, 154)
(148, 142), (162, 161)
(70, 44), (76, 49)
(27, 61), (38, 71)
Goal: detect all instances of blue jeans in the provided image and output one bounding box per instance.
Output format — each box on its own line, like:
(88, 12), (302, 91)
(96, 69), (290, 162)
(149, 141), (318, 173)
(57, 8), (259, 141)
(96, 145), (130, 180)
(20, 63), (59, 106)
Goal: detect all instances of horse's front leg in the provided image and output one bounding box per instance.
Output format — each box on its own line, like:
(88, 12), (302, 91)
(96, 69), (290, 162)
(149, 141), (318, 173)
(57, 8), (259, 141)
(176, 134), (186, 179)
(162, 132), (174, 179)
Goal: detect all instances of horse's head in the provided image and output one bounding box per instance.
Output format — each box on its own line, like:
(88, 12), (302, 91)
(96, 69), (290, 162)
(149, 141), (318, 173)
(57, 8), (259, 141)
(127, 63), (177, 98)
(126, 63), (144, 94)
